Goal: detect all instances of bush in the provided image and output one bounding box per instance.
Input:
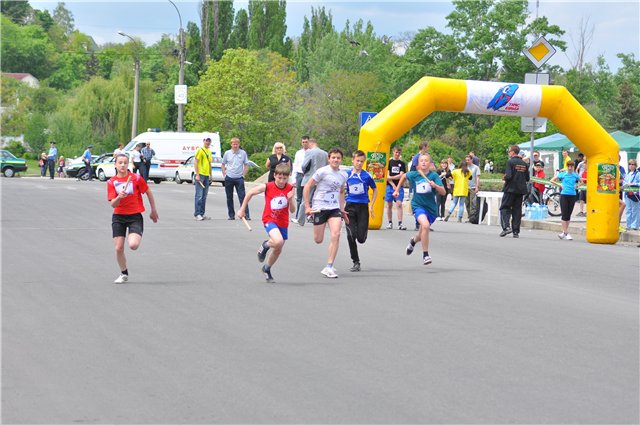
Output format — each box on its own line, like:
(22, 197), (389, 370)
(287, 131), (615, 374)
(247, 152), (269, 181)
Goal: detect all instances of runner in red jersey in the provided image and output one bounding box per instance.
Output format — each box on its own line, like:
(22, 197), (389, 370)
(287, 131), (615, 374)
(107, 154), (159, 284)
(238, 163), (295, 282)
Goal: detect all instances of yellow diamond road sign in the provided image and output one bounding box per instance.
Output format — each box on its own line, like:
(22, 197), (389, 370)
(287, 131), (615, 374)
(523, 36), (556, 68)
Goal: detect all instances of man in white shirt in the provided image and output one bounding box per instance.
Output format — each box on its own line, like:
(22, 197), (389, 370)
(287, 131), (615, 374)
(465, 155), (481, 222)
(291, 136), (309, 223)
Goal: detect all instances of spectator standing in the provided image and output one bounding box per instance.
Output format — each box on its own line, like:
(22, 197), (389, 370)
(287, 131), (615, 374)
(140, 142), (156, 181)
(532, 151), (545, 168)
(344, 150), (378, 272)
(551, 161), (580, 240)
(265, 142), (291, 182)
(57, 156), (66, 178)
(39, 153), (47, 177)
(107, 154), (159, 284)
(410, 141), (430, 172)
(483, 159), (491, 173)
(499, 145), (530, 238)
(291, 136), (309, 224)
(303, 148), (348, 278)
(531, 160), (546, 204)
(447, 155), (455, 171)
(113, 143), (125, 156)
(394, 153), (445, 266)
(619, 158), (626, 231)
(444, 161), (470, 222)
(296, 138), (328, 225)
(623, 159), (640, 231)
(561, 149), (571, 170)
(436, 159), (451, 220)
(385, 146), (407, 229)
(576, 157), (588, 216)
(469, 151), (480, 167)
(82, 145), (94, 181)
(130, 144), (143, 175)
(222, 137), (251, 220)
(47, 142), (57, 179)
(464, 155), (481, 222)
(193, 137), (213, 221)
(238, 163), (295, 283)
(489, 161), (494, 173)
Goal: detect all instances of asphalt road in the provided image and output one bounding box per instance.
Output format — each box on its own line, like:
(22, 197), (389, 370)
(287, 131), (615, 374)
(2, 177), (638, 424)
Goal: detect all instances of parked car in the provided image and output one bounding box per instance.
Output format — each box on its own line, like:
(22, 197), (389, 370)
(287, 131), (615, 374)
(65, 153), (105, 179)
(96, 156), (168, 184)
(173, 156), (255, 184)
(0, 150), (28, 177)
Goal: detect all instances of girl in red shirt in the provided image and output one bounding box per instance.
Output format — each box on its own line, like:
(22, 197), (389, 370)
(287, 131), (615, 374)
(107, 154), (159, 283)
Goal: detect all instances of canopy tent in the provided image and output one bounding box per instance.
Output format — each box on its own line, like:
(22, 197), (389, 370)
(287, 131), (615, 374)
(519, 130), (638, 153)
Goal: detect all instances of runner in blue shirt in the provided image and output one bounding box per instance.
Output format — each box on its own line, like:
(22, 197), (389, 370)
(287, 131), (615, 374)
(344, 150), (378, 272)
(551, 161), (580, 240)
(394, 153), (444, 265)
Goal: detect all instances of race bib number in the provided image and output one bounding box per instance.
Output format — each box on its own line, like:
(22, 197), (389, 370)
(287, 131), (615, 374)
(391, 166), (400, 174)
(270, 195), (288, 210)
(416, 181), (431, 194)
(114, 180), (134, 195)
(324, 192), (339, 205)
(349, 182), (364, 195)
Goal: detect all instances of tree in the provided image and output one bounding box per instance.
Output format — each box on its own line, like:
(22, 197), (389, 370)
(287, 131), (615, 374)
(0, 15), (57, 78)
(247, 0), (287, 54)
(52, 2), (74, 37)
(1, 0), (32, 24)
(610, 82), (640, 134)
(304, 69), (388, 153)
(228, 8), (248, 49)
(201, 0), (234, 61)
(186, 49), (302, 154)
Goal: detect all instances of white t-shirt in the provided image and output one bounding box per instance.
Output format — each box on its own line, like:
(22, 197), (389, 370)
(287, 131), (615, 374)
(311, 165), (347, 211)
(130, 150), (141, 162)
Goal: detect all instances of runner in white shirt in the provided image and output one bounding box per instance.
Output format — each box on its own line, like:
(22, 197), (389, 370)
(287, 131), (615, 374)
(303, 148), (348, 278)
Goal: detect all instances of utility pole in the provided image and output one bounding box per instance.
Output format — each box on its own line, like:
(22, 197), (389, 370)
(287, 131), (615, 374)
(169, 0), (186, 132)
(118, 31), (140, 139)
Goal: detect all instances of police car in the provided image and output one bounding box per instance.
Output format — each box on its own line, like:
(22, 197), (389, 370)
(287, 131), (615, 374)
(0, 150), (28, 177)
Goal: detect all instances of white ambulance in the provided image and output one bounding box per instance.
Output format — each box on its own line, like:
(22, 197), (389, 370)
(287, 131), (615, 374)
(123, 131), (222, 180)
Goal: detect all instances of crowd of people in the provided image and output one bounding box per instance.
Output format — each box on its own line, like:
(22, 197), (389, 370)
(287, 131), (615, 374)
(104, 135), (638, 284)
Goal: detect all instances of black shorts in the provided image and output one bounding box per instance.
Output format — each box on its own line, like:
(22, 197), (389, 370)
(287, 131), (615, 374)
(112, 213), (144, 238)
(313, 209), (342, 225)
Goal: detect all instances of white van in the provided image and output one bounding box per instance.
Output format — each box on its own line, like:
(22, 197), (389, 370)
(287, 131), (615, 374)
(123, 131), (222, 180)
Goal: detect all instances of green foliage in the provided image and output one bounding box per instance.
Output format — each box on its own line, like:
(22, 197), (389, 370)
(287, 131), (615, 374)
(186, 49), (302, 154)
(5, 140), (27, 157)
(1, 15), (56, 78)
(24, 112), (49, 154)
(1, 0), (31, 24)
(248, 0), (287, 55)
(247, 152), (269, 180)
(304, 69), (388, 153)
(228, 8), (249, 50)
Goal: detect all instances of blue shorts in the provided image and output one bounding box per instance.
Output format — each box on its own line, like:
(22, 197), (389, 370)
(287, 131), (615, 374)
(384, 185), (404, 202)
(264, 222), (288, 240)
(413, 207), (437, 225)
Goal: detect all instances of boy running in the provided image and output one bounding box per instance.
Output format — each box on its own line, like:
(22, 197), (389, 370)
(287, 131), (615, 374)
(107, 154), (159, 283)
(394, 153), (444, 265)
(237, 163), (295, 282)
(345, 150), (378, 272)
(303, 148), (348, 278)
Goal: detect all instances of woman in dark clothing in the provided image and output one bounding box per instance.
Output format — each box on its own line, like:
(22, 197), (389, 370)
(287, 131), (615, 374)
(436, 159), (452, 219)
(265, 142), (291, 182)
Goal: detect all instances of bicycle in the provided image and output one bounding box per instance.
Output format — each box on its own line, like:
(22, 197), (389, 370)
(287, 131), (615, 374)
(523, 184), (562, 217)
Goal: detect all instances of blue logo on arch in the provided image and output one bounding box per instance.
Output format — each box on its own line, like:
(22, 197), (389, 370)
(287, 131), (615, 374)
(487, 84), (519, 111)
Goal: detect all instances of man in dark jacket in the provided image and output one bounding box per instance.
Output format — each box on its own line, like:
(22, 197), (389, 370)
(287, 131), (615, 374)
(499, 145), (530, 238)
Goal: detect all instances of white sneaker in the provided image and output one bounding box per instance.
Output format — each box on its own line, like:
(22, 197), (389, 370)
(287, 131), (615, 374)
(201, 216), (211, 220)
(196, 215), (203, 221)
(558, 232), (566, 240)
(386, 222), (393, 229)
(291, 218), (299, 224)
(565, 234), (573, 240)
(436, 217), (443, 221)
(423, 255), (432, 265)
(321, 267), (338, 278)
(114, 274), (128, 284)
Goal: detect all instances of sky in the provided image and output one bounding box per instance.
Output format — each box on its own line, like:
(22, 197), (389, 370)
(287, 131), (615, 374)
(29, 0), (640, 72)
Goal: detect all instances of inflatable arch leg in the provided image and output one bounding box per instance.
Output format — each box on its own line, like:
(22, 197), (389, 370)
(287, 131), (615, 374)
(358, 77), (619, 244)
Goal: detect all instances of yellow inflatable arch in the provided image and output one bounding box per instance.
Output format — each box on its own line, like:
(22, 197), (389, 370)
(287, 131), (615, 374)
(359, 77), (619, 244)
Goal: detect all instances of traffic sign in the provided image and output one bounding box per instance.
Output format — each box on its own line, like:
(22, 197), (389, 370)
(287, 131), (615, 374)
(175, 85), (187, 105)
(523, 36), (556, 69)
(359, 112), (377, 128)
(521, 72), (550, 133)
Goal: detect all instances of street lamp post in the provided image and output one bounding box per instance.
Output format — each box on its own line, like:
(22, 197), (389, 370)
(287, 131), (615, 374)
(118, 31), (140, 139)
(168, 0), (185, 132)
